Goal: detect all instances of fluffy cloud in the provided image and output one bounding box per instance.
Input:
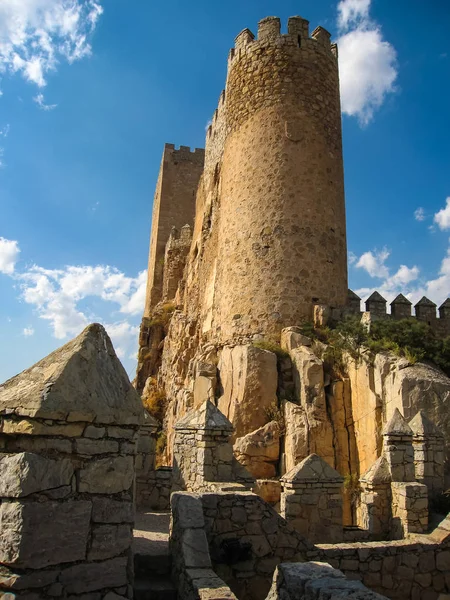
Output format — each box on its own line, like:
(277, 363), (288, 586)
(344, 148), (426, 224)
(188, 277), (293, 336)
(1, 237), (147, 367)
(356, 247), (390, 278)
(434, 198), (450, 231)
(0, 0), (103, 88)
(352, 244), (450, 311)
(0, 237), (20, 274)
(337, 0), (398, 125)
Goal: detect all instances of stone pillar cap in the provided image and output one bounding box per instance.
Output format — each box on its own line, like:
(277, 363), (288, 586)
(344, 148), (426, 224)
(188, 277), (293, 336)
(391, 293), (412, 306)
(174, 399), (233, 432)
(360, 456), (391, 484)
(383, 408), (413, 437)
(0, 323), (144, 426)
(281, 453), (343, 483)
(409, 410), (443, 437)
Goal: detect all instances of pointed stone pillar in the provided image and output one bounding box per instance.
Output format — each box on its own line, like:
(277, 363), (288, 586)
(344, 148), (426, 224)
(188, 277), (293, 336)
(383, 409), (428, 538)
(390, 294), (412, 320)
(0, 324), (144, 598)
(383, 409), (415, 482)
(172, 400), (234, 492)
(409, 410), (445, 497)
(357, 456), (392, 539)
(280, 454), (344, 543)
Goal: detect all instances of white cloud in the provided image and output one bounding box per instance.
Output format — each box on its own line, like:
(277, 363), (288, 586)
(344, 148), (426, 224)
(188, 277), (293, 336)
(34, 93), (57, 110)
(18, 264), (147, 340)
(338, 0), (371, 29)
(23, 326), (35, 336)
(0, 0), (103, 88)
(0, 125), (10, 137)
(414, 207), (425, 222)
(356, 247), (390, 278)
(348, 251), (357, 265)
(434, 197), (450, 231)
(354, 245), (450, 311)
(0, 237), (20, 274)
(337, 0), (398, 125)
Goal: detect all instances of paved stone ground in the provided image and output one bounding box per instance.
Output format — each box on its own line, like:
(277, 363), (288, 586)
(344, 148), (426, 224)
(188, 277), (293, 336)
(134, 511), (170, 557)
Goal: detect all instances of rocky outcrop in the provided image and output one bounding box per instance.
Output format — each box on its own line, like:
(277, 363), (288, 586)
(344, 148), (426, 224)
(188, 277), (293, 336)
(346, 352), (450, 485)
(234, 421), (280, 478)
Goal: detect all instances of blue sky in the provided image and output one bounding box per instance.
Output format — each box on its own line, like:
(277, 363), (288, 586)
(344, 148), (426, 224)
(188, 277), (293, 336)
(0, 0), (449, 383)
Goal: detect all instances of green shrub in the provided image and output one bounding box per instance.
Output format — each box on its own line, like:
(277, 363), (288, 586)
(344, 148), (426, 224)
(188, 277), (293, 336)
(252, 340), (289, 359)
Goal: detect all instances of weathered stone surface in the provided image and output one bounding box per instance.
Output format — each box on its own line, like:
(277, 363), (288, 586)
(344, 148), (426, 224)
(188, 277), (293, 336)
(92, 498), (134, 523)
(217, 345), (278, 440)
(59, 556), (128, 594)
(0, 419), (84, 437)
(0, 453), (73, 497)
(75, 438), (119, 455)
(234, 421), (280, 478)
(281, 327), (312, 351)
(79, 455), (134, 493)
(289, 346), (335, 468)
(0, 324), (144, 425)
(88, 524), (132, 560)
(283, 400), (309, 474)
(0, 567), (59, 590)
(0, 500), (91, 568)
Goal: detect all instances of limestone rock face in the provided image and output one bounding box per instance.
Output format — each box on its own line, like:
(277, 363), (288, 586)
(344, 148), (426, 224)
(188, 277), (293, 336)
(282, 400), (309, 473)
(289, 346), (334, 467)
(0, 323), (144, 425)
(346, 352), (450, 483)
(217, 345), (278, 440)
(234, 421), (280, 478)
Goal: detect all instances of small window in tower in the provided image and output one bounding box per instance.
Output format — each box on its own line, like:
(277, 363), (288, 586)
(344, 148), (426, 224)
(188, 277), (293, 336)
(298, 35), (302, 48)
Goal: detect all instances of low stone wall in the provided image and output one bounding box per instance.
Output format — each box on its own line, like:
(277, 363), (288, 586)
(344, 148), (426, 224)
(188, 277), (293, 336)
(0, 324), (144, 600)
(137, 467), (172, 510)
(266, 562), (388, 599)
(318, 514), (450, 600)
(198, 492), (314, 600)
(170, 492), (237, 599)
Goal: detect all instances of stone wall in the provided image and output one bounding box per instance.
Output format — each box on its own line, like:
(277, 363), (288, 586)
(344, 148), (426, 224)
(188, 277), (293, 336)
(280, 454), (343, 543)
(170, 493), (238, 599)
(318, 515), (450, 600)
(0, 324), (144, 600)
(199, 491), (314, 600)
(266, 562), (388, 599)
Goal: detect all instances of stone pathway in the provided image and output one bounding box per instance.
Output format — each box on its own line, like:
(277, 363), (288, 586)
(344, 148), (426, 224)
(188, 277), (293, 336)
(134, 511), (170, 558)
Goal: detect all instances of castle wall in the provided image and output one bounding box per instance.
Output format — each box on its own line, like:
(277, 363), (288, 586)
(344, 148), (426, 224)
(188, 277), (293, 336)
(143, 144), (204, 316)
(211, 18), (347, 342)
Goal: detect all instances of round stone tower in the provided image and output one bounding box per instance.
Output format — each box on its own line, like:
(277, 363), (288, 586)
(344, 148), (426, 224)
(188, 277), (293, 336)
(213, 16), (348, 342)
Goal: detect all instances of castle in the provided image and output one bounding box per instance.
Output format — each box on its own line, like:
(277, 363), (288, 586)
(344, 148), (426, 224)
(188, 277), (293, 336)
(135, 14), (450, 473)
(1, 15), (450, 600)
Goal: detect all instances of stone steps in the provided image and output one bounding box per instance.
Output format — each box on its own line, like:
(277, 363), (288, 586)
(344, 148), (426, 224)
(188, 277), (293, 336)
(134, 551), (176, 600)
(134, 575), (177, 600)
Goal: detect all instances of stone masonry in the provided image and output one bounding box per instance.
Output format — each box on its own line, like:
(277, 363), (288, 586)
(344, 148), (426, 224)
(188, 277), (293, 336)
(0, 324), (144, 599)
(172, 400), (235, 491)
(280, 454), (344, 544)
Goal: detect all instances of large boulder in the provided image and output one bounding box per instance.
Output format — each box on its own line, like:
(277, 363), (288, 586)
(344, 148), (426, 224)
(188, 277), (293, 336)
(234, 421), (280, 478)
(217, 344), (278, 440)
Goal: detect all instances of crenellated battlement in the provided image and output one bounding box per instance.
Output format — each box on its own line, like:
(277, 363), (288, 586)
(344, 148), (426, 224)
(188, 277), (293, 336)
(164, 143), (205, 162)
(227, 16), (336, 68)
(345, 290), (450, 337)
